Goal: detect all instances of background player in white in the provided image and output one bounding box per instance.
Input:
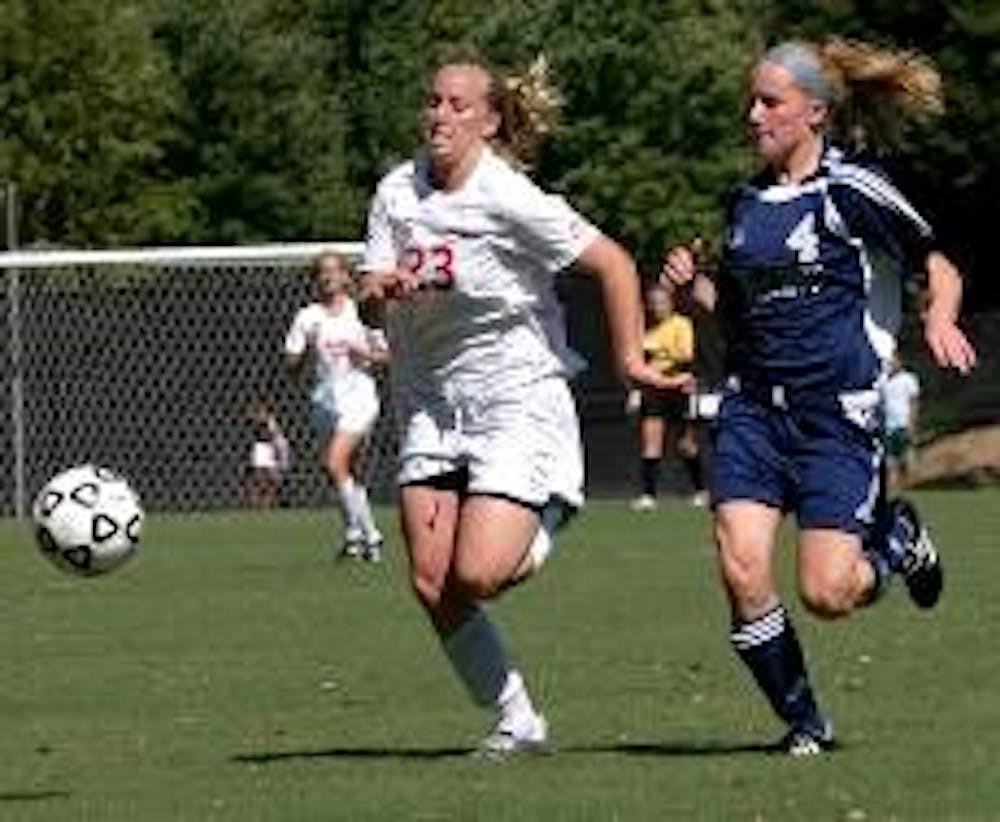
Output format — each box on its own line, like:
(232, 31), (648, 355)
(286, 251), (389, 561)
(360, 51), (681, 756)
(882, 352), (921, 490)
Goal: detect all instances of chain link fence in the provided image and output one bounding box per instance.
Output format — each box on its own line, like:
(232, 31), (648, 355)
(0, 244), (403, 516)
(3, 245), (996, 517)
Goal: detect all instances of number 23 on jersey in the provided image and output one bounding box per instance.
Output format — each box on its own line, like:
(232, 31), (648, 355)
(403, 241), (457, 290)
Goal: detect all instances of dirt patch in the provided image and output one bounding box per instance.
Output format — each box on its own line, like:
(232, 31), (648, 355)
(907, 425), (1000, 487)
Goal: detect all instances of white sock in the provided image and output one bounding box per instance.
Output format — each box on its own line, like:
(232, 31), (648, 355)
(443, 610), (540, 734)
(352, 483), (381, 543)
(497, 670), (537, 729)
(336, 478), (363, 541)
(525, 500), (569, 573)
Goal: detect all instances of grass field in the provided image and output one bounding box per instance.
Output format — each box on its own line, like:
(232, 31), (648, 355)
(1, 489), (998, 821)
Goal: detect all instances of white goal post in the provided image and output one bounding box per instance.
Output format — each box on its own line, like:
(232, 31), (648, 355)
(0, 241), (408, 518)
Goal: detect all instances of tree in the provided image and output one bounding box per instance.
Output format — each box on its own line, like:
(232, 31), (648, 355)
(155, 0), (360, 242)
(0, 0), (197, 246)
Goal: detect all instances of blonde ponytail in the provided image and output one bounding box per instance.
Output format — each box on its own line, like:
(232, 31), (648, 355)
(493, 55), (562, 169)
(820, 38), (943, 146)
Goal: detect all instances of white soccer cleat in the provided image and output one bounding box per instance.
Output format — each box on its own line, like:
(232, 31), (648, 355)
(690, 490), (710, 508)
(362, 540), (383, 563)
(630, 494), (657, 512)
(778, 718), (835, 757)
(476, 712), (549, 760)
(338, 541), (362, 560)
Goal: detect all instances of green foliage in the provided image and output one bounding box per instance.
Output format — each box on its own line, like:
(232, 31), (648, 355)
(1, 0), (998, 302)
(536, 0), (757, 271)
(0, 0), (197, 245)
(155, 0), (360, 242)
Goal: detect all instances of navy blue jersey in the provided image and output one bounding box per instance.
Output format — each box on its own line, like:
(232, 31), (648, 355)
(718, 144), (934, 395)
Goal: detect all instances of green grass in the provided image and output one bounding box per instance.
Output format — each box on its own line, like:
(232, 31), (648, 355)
(1, 490), (999, 821)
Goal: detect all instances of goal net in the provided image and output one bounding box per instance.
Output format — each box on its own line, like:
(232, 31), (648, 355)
(0, 242), (401, 517)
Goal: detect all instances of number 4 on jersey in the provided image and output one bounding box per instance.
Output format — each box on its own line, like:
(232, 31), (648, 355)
(786, 213), (819, 264)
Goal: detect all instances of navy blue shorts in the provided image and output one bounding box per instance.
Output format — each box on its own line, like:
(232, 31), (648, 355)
(710, 389), (882, 535)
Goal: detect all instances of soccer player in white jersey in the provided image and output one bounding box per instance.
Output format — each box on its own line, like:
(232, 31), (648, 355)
(285, 251), (389, 561)
(360, 52), (682, 757)
(664, 38), (976, 755)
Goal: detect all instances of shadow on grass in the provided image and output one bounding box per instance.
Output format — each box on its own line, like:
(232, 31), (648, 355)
(233, 746), (472, 763)
(233, 737), (780, 764)
(0, 790), (71, 802)
(574, 739), (776, 756)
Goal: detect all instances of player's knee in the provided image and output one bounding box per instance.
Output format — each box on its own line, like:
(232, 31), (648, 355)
(799, 575), (854, 619)
(410, 566), (447, 611)
(716, 540), (764, 601)
(452, 567), (503, 601)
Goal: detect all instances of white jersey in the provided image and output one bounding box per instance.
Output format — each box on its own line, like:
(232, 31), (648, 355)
(881, 369), (920, 431)
(283, 299), (380, 399)
(363, 146), (598, 403)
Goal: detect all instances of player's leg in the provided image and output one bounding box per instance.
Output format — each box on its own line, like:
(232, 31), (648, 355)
(712, 393), (831, 754)
(338, 393), (384, 560)
(401, 481), (546, 757)
(399, 480), (463, 629)
(676, 418), (708, 506)
(797, 529), (875, 616)
(448, 495), (549, 757)
(325, 430), (368, 557)
(633, 404), (664, 510)
(717, 501), (832, 754)
(436, 377), (581, 756)
(800, 405), (942, 609)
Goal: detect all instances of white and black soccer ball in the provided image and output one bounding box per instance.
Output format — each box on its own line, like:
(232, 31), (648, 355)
(32, 464), (143, 577)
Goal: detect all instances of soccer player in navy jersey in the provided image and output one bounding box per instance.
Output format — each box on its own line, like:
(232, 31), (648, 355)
(664, 38), (976, 755)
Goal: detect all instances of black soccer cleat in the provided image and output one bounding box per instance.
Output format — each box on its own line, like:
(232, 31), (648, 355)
(893, 498), (943, 609)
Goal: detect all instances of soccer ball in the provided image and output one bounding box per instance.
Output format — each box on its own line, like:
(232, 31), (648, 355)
(31, 464), (143, 577)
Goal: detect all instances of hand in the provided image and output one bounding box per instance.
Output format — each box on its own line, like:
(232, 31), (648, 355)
(924, 313), (976, 375)
(661, 245), (697, 287)
(623, 357), (695, 392)
(347, 343), (372, 365)
(672, 372), (697, 394)
(359, 267), (422, 301)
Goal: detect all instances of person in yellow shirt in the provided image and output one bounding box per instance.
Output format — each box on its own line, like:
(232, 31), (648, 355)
(627, 281), (705, 509)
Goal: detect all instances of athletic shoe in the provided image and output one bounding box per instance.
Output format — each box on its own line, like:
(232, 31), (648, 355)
(893, 498), (943, 609)
(476, 712), (549, 760)
(338, 541), (362, 560)
(630, 494), (657, 512)
(690, 490), (710, 508)
(777, 718), (835, 757)
(362, 540), (382, 563)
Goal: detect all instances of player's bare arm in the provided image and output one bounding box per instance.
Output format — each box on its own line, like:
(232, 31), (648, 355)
(575, 235), (691, 392)
(923, 251), (977, 375)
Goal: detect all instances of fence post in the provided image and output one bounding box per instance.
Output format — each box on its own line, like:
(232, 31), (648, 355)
(5, 181), (26, 519)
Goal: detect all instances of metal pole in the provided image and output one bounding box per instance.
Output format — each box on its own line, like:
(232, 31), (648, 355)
(6, 181), (26, 519)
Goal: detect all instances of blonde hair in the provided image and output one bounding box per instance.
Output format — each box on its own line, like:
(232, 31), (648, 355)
(764, 38), (943, 147)
(433, 48), (561, 168)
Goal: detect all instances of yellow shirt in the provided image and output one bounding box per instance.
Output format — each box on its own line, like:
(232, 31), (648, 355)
(643, 314), (694, 376)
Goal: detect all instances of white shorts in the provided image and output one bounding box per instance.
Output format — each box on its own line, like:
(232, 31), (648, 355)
(310, 382), (380, 440)
(396, 376), (584, 509)
(250, 442), (280, 470)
